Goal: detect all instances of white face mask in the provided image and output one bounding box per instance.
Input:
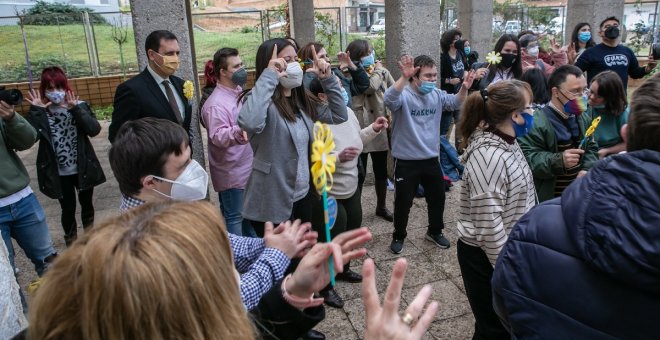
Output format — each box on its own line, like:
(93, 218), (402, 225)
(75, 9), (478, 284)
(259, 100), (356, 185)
(279, 62), (304, 89)
(152, 160), (208, 201)
(45, 90), (66, 105)
(527, 46), (539, 58)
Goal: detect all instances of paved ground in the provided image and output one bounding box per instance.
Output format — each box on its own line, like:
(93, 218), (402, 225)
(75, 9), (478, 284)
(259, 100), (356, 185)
(13, 121), (474, 339)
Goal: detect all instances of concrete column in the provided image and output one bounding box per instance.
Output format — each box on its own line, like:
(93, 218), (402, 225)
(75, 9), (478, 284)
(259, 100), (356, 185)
(458, 0), (493, 62)
(128, 0), (204, 167)
(566, 0), (624, 44)
(288, 0), (315, 47)
(384, 0), (442, 80)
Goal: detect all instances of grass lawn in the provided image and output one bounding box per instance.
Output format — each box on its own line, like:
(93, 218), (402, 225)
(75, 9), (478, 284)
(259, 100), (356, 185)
(0, 23), (385, 83)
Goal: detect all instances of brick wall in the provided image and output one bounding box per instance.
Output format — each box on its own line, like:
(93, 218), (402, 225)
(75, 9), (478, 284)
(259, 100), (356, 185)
(4, 70), (259, 115)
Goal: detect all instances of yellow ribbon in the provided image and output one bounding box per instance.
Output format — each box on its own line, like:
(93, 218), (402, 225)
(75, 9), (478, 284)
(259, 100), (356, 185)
(311, 122), (336, 193)
(183, 80), (194, 100)
(585, 116), (602, 138)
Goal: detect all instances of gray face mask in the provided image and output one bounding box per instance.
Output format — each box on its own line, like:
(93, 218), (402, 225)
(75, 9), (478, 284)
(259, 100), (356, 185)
(231, 67), (248, 87)
(279, 62), (304, 89)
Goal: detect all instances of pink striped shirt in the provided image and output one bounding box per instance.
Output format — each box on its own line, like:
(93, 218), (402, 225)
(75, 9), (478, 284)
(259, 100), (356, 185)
(201, 84), (253, 192)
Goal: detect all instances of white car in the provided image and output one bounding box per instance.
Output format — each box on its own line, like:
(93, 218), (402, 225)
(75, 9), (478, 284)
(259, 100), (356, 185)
(370, 19), (385, 34)
(504, 20), (521, 35)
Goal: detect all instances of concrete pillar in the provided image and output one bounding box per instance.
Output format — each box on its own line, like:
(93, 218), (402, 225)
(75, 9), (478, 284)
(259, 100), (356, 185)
(458, 0), (493, 61)
(288, 0), (315, 47)
(128, 0), (204, 167)
(566, 0), (624, 44)
(384, 0), (442, 80)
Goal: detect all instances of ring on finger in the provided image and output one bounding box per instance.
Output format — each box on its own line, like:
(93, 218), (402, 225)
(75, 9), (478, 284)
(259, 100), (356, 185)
(401, 312), (414, 326)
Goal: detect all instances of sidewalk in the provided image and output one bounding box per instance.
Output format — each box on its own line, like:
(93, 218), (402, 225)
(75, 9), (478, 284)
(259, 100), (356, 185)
(13, 120), (473, 339)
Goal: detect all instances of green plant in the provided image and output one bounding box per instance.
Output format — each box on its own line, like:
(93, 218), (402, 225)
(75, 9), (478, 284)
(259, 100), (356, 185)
(0, 55), (90, 83)
(22, 0), (108, 25)
(315, 11), (339, 60)
(237, 25), (258, 34)
(92, 104), (113, 120)
(111, 16), (130, 80)
(626, 21), (648, 55)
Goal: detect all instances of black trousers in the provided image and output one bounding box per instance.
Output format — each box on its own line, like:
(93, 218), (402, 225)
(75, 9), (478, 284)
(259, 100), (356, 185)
(357, 150), (389, 190)
(311, 189), (362, 242)
(457, 240), (510, 340)
(249, 189), (316, 238)
(58, 174), (94, 241)
(392, 158), (445, 240)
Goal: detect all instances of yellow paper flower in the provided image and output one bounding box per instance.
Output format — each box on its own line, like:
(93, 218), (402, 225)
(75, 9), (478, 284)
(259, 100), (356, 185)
(485, 51), (502, 65)
(183, 80), (194, 100)
(311, 122), (336, 193)
(366, 64), (375, 74)
(584, 116), (602, 137)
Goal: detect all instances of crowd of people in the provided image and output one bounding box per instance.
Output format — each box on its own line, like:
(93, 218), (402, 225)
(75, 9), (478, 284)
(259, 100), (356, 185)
(1, 13), (658, 339)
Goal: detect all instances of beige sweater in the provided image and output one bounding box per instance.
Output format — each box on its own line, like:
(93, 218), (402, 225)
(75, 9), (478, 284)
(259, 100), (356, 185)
(352, 67), (394, 153)
(329, 108), (381, 199)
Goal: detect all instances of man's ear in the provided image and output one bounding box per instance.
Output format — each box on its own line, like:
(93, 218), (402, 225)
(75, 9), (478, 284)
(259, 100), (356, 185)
(620, 123), (628, 149)
(141, 175), (157, 190)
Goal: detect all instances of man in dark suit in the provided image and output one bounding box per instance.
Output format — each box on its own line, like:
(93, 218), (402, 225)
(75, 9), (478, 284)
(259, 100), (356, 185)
(108, 30), (192, 143)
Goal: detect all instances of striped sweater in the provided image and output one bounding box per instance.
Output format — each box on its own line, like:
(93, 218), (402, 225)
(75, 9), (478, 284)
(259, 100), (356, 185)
(457, 129), (537, 266)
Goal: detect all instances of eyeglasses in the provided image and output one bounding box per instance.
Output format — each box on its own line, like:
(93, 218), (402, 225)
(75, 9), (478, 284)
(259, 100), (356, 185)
(560, 87), (589, 98)
(584, 89), (602, 98)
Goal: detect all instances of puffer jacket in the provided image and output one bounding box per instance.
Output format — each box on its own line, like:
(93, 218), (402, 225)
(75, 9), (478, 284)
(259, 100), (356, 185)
(27, 102), (106, 199)
(492, 150), (660, 339)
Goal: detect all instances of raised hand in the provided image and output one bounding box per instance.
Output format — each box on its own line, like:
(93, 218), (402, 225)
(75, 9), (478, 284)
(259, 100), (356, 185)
(372, 116), (389, 132)
(362, 258), (439, 340)
(65, 90), (79, 109)
(337, 51), (355, 70)
(263, 219), (318, 259)
(462, 70), (477, 89)
(0, 100), (16, 121)
(26, 89), (51, 108)
(551, 37), (562, 54)
(285, 243), (344, 299)
(331, 227), (371, 263)
(398, 55), (419, 79)
(307, 46), (332, 79)
(267, 44), (288, 78)
(567, 42), (577, 63)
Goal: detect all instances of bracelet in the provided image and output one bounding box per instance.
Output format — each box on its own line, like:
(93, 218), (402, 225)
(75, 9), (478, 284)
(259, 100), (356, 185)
(281, 274), (324, 310)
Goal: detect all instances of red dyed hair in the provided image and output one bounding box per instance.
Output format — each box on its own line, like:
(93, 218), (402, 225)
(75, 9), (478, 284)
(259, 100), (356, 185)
(39, 66), (72, 98)
(203, 60), (216, 88)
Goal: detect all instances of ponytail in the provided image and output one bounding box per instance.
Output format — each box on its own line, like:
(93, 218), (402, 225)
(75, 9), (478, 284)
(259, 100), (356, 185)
(203, 60), (216, 88)
(458, 91), (489, 150)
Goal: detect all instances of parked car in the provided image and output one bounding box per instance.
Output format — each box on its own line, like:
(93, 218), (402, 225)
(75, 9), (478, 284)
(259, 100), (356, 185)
(548, 16), (564, 35)
(504, 20), (521, 35)
(370, 19), (385, 34)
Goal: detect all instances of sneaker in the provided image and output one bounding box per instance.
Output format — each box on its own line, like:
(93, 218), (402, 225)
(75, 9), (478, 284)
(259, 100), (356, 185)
(390, 239), (404, 254)
(387, 178), (395, 191)
(425, 232), (450, 249)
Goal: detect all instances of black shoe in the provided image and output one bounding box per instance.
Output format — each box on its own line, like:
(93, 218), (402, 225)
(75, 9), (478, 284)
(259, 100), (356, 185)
(336, 268), (362, 283)
(320, 288), (344, 308)
(302, 330), (326, 340)
(425, 232), (450, 249)
(376, 207), (394, 222)
(390, 239), (404, 254)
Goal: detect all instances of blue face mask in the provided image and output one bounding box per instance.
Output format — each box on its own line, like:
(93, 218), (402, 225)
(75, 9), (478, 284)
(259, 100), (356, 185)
(340, 87), (350, 106)
(512, 112), (534, 137)
(361, 51), (375, 67)
(578, 31), (591, 43)
(464, 47), (471, 55)
(418, 80), (436, 95)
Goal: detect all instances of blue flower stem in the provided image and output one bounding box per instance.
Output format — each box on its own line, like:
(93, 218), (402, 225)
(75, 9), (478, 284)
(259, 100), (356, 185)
(322, 187), (335, 287)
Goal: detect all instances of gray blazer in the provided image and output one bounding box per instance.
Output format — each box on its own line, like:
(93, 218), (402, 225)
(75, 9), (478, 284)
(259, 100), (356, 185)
(238, 69), (348, 223)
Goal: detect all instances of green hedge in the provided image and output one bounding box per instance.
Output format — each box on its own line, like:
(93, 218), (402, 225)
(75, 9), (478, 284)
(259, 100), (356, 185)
(22, 0), (108, 25)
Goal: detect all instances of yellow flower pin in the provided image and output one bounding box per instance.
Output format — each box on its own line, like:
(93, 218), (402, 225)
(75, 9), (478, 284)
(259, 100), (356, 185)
(311, 122), (336, 193)
(485, 51), (502, 66)
(183, 80), (194, 100)
(584, 116), (602, 138)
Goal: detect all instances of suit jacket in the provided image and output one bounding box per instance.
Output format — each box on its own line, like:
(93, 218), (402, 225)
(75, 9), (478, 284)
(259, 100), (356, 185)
(108, 68), (192, 142)
(238, 69), (347, 223)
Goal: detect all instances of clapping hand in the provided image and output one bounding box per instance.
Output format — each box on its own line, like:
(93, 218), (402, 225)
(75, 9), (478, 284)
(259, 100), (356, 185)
(26, 89), (51, 108)
(267, 44), (289, 78)
(398, 55), (419, 79)
(263, 219), (318, 259)
(362, 258), (439, 340)
(307, 47), (332, 79)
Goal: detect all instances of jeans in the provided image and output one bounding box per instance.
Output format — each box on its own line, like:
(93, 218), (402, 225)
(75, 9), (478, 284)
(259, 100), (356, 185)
(440, 136), (464, 182)
(0, 193), (57, 276)
(218, 189), (255, 237)
(440, 110), (462, 149)
(393, 158), (445, 240)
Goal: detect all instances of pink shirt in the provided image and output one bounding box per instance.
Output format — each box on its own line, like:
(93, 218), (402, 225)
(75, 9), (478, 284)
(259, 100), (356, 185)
(201, 84), (253, 192)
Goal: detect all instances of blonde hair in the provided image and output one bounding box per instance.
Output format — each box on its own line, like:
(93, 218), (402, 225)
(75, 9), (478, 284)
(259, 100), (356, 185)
(28, 201), (255, 340)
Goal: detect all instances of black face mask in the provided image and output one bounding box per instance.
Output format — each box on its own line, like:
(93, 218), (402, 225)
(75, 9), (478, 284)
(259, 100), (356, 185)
(500, 53), (517, 68)
(604, 26), (620, 40)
